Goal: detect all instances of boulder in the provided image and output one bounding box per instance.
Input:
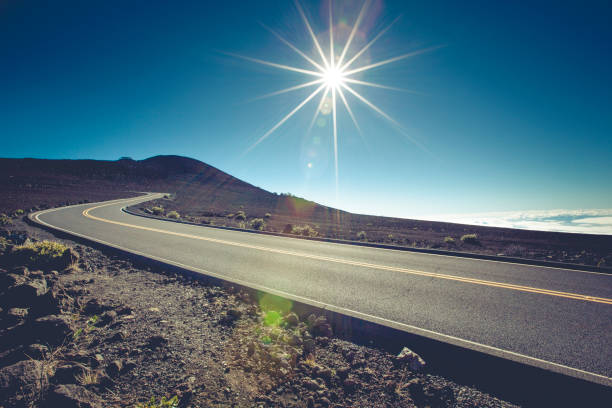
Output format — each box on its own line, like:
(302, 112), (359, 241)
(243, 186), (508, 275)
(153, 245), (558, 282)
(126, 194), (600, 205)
(3, 279), (48, 308)
(51, 363), (81, 384)
(32, 315), (72, 346)
(82, 299), (112, 315)
(0, 359), (48, 401)
(0, 273), (26, 288)
(394, 347), (426, 371)
(26, 343), (48, 360)
(285, 312), (299, 327)
(44, 384), (101, 408)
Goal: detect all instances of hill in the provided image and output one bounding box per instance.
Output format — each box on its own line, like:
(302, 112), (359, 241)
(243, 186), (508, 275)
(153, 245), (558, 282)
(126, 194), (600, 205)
(1, 155), (610, 267)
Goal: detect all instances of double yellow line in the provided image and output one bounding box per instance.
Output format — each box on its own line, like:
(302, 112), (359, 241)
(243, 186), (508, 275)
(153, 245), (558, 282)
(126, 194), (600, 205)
(83, 203), (612, 305)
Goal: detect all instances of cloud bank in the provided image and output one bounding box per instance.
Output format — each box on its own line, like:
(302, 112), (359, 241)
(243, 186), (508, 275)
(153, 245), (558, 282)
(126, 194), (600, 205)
(423, 209), (612, 235)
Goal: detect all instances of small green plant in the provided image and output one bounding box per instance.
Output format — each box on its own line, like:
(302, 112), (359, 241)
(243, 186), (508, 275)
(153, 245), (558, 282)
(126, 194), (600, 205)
(151, 206), (164, 216)
(14, 209), (25, 216)
(0, 214), (12, 226)
(460, 233), (479, 245)
(356, 231), (367, 241)
(444, 236), (455, 243)
(166, 210), (180, 219)
(76, 368), (99, 386)
(235, 211), (246, 221)
(291, 225), (318, 237)
(135, 396), (179, 408)
(250, 218), (265, 231)
(264, 213), (272, 218)
(226, 213), (234, 219)
(72, 328), (83, 340)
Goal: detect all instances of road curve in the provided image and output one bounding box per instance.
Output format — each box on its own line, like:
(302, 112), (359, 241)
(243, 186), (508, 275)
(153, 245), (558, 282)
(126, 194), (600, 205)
(31, 194), (612, 386)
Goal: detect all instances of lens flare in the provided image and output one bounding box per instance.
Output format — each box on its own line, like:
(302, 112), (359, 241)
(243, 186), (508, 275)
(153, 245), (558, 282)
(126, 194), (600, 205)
(230, 0), (440, 203)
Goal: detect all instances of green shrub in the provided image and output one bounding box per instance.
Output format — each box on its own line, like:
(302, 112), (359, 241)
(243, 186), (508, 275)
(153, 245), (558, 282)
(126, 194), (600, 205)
(151, 206), (164, 216)
(264, 213), (272, 219)
(250, 218), (265, 231)
(460, 234), (479, 245)
(291, 225), (318, 237)
(444, 236), (455, 243)
(235, 211), (246, 221)
(135, 395), (179, 408)
(14, 209), (25, 216)
(166, 211), (180, 219)
(356, 231), (367, 241)
(0, 236), (11, 254)
(0, 214), (12, 226)
(10, 240), (77, 270)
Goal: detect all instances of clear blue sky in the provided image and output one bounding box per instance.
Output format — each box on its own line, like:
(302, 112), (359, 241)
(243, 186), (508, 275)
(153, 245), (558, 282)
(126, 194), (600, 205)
(1, 0), (610, 219)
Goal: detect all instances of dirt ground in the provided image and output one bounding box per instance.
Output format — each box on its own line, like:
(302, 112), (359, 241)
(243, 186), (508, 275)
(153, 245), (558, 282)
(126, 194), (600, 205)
(1, 218), (518, 408)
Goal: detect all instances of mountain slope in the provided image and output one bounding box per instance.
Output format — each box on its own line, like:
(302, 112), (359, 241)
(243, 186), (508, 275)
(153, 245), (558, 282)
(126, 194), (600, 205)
(1, 155), (610, 267)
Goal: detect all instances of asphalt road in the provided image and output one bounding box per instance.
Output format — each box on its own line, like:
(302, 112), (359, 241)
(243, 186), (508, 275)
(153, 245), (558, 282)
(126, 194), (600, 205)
(32, 194), (612, 386)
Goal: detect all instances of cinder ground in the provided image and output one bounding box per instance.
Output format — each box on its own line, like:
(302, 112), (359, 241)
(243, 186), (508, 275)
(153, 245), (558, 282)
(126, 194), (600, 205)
(1, 217), (517, 408)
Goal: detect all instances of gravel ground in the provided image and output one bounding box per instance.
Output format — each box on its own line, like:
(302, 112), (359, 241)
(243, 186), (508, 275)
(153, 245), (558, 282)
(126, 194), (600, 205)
(0, 219), (518, 407)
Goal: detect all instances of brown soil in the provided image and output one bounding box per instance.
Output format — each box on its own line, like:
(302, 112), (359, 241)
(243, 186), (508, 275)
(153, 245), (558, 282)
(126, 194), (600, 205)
(0, 220), (518, 408)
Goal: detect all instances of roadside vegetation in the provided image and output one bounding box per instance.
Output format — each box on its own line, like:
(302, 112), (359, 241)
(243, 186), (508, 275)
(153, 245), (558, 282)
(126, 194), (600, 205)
(460, 233), (480, 245)
(151, 206), (164, 216)
(166, 210), (180, 219)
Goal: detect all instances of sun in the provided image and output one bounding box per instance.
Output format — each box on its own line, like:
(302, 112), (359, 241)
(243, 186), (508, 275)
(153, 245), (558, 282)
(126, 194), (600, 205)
(228, 0), (439, 202)
(323, 66), (345, 89)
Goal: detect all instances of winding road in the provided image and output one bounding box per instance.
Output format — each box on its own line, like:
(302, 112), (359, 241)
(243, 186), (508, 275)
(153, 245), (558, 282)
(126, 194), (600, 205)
(31, 193), (612, 387)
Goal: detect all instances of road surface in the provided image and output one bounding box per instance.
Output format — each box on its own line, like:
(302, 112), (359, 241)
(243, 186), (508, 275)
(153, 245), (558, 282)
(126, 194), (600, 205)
(31, 193), (612, 386)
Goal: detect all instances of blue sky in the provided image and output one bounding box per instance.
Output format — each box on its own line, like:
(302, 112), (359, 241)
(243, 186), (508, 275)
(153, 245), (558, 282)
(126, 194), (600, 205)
(1, 0), (611, 227)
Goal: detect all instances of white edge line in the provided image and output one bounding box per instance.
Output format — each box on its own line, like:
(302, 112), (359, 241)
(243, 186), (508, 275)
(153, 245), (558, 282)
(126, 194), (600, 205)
(30, 195), (612, 388)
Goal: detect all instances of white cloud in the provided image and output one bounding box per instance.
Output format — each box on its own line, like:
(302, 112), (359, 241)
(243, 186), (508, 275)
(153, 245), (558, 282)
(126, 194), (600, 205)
(421, 209), (612, 235)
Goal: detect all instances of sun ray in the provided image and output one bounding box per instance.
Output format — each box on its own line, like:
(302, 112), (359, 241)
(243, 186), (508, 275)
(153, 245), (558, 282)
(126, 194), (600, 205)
(307, 86), (331, 134)
(336, 0), (370, 68)
(341, 83), (428, 151)
(294, 0), (330, 69)
(340, 15), (401, 72)
(332, 86), (339, 203)
(260, 23), (326, 72)
(336, 86), (361, 134)
(246, 83), (326, 153)
(344, 45), (444, 76)
(329, 0), (335, 68)
(249, 78), (324, 102)
(342, 77), (410, 92)
(224, 52), (323, 77)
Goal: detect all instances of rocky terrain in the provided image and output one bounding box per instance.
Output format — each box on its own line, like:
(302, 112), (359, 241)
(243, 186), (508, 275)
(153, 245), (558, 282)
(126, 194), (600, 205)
(0, 217), (518, 407)
(2, 155), (610, 268)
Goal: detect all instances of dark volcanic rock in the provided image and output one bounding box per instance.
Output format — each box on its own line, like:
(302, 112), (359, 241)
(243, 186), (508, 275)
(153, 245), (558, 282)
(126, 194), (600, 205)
(0, 359), (48, 401)
(44, 384), (101, 408)
(32, 314), (72, 345)
(83, 298), (112, 315)
(394, 347), (426, 371)
(3, 279), (48, 308)
(51, 363), (81, 384)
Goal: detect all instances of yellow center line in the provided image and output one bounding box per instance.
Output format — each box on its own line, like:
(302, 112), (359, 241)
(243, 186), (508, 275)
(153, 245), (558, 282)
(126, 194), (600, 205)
(82, 200), (612, 306)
